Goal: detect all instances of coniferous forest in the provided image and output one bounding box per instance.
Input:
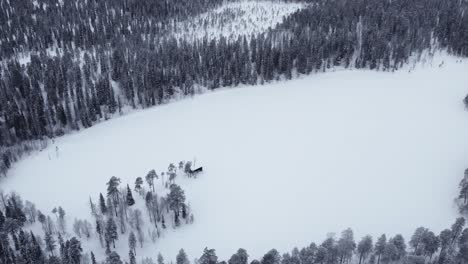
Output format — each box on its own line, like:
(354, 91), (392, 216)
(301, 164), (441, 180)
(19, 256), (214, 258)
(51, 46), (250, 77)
(1, 0), (468, 175)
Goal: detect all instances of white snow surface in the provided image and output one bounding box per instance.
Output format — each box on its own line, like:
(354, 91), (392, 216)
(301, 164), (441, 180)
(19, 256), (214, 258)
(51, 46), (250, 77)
(2, 55), (468, 262)
(170, 1), (304, 42)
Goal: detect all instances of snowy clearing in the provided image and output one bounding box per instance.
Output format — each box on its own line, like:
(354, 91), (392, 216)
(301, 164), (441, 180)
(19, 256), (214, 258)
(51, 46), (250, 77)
(2, 55), (468, 261)
(170, 1), (305, 42)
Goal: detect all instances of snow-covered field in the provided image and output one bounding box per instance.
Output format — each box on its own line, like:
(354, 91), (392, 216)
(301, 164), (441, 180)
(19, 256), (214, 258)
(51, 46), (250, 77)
(170, 0), (304, 42)
(2, 55), (468, 262)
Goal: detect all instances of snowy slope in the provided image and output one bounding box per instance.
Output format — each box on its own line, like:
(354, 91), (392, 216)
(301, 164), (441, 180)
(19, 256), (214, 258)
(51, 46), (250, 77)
(2, 55), (468, 262)
(170, 1), (304, 42)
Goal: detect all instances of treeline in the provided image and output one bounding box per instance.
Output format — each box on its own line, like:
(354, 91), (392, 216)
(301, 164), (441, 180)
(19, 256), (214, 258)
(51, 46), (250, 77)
(1, 0), (468, 175)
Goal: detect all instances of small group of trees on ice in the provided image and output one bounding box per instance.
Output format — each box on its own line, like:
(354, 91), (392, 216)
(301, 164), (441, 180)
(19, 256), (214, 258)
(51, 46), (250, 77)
(0, 160), (201, 264)
(83, 161), (198, 252)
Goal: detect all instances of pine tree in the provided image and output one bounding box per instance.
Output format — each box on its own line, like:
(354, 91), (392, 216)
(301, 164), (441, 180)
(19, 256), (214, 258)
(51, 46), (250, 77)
(167, 184), (185, 226)
(146, 170), (158, 192)
(107, 176), (121, 217)
(126, 185), (135, 207)
(44, 232), (56, 256)
(158, 253), (165, 264)
(68, 237), (83, 264)
(451, 218), (466, 245)
(177, 248), (190, 264)
(135, 177), (144, 193)
(261, 249), (280, 264)
(106, 251), (123, 264)
(129, 231), (137, 255)
(200, 248), (218, 264)
(99, 193), (107, 215)
(91, 251), (97, 264)
(375, 234), (386, 264)
(105, 217), (118, 248)
(337, 228), (356, 264)
(357, 236), (373, 264)
(57, 206), (66, 234)
(229, 248), (249, 264)
(129, 250), (137, 264)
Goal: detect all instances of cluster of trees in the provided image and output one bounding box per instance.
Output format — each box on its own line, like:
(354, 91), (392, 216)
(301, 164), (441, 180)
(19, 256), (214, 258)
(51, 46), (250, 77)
(84, 161), (195, 256)
(1, 0), (468, 175)
(0, 192), (84, 264)
(0, 160), (197, 263)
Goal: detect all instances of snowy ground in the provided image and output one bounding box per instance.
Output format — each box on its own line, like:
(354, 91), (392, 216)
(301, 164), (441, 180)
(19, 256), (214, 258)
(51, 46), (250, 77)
(2, 55), (468, 262)
(170, 0), (304, 42)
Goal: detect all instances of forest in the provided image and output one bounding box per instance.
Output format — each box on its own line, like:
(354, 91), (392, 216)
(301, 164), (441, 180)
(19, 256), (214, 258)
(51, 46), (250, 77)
(1, 0), (468, 175)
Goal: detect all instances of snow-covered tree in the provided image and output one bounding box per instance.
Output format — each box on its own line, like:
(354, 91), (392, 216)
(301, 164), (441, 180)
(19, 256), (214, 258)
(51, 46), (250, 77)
(166, 184), (186, 226)
(157, 253), (165, 264)
(126, 185), (135, 207)
(106, 251), (123, 264)
(177, 248), (190, 264)
(129, 231), (137, 255)
(375, 234), (386, 264)
(262, 249), (281, 264)
(105, 217), (118, 248)
(44, 232), (56, 256)
(106, 177), (121, 217)
(357, 235), (373, 264)
(229, 248), (249, 264)
(99, 193), (107, 215)
(337, 228), (356, 263)
(129, 250), (137, 264)
(135, 177), (144, 194)
(146, 170), (158, 192)
(199, 248), (218, 264)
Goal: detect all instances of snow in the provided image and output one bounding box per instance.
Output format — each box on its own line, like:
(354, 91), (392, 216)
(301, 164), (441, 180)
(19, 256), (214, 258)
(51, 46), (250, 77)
(2, 55), (468, 262)
(170, 0), (305, 42)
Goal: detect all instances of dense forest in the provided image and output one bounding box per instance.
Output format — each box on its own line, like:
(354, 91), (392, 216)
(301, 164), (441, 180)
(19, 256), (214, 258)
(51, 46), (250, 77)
(1, 0), (468, 175)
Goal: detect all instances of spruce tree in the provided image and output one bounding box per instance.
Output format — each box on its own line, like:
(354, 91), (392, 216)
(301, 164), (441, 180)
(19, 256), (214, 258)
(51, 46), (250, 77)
(105, 217), (118, 248)
(126, 185), (135, 207)
(99, 193), (107, 215)
(177, 248), (190, 264)
(44, 232), (56, 256)
(129, 250), (137, 264)
(158, 253), (165, 264)
(107, 177), (121, 212)
(128, 231), (137, 255)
